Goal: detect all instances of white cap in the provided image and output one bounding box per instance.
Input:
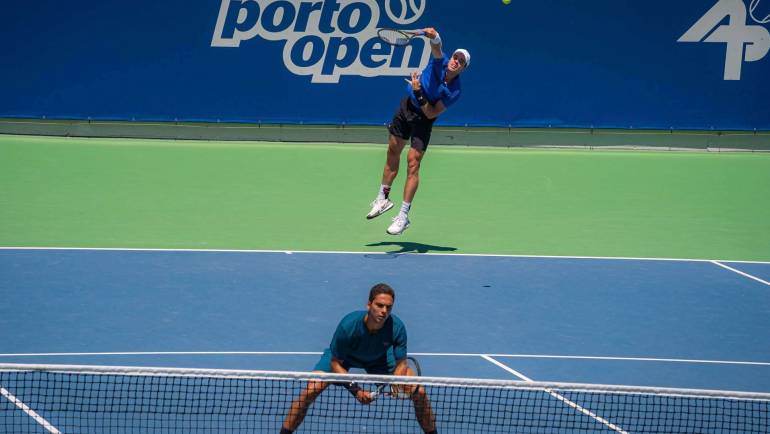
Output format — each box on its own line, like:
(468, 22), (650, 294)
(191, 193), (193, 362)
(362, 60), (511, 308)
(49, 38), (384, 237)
(453, 48), (471, 67)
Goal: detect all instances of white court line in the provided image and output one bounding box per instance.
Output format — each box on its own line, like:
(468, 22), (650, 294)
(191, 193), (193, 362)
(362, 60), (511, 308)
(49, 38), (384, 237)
(484, 353), (770, 367)
(711, 261), (770, 287)
(480, 355), (534, 381)
(481, 355), (628, 434)
(1, 246), (769, 264)
(1, 387), (61, 434)
(1, 351), (768, 367)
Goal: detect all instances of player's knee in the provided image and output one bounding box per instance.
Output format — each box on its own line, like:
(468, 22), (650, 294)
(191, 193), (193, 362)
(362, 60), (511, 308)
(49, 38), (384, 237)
(305, 381), (327, 400)
(407, 159), (421, 175)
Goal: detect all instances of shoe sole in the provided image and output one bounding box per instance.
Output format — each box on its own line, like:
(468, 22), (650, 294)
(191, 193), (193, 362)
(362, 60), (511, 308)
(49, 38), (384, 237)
(366, 202), (394, 220)
(386, 223), (410, 235)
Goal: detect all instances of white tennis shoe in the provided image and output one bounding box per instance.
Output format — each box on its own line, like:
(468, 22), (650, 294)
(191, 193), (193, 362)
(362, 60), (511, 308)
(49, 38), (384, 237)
(386, 214), (410, 235)
(366, 198), (394, 220)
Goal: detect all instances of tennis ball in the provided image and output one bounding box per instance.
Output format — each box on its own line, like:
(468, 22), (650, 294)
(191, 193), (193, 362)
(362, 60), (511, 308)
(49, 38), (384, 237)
(502, 0), (511, 4)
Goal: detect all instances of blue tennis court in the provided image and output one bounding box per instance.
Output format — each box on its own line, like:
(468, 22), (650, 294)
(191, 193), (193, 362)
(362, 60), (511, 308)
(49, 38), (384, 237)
(2, 247), (769, 395)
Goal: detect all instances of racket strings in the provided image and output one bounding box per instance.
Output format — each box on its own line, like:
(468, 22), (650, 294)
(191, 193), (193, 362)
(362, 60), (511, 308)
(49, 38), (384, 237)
(378, 29), (411, 46)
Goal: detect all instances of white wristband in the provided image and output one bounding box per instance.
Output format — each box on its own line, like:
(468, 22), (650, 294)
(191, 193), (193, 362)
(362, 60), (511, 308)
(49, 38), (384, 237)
(430, 33), (441, 45)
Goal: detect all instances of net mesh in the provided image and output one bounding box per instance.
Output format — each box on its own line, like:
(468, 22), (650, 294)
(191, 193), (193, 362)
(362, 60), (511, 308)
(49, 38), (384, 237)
(1, 364), (768, 433)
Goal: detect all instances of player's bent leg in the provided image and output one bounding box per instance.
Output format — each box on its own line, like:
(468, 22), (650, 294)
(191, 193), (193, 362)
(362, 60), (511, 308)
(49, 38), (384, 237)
(386, 147), (423, 235)
(401, 365), (437, 434)
(368, 135), (406, 220)
(403, 147), (424, 203)
(281, 375), (330, 433)
(409, 376), (437, 433)
(384, 134), (407, 186)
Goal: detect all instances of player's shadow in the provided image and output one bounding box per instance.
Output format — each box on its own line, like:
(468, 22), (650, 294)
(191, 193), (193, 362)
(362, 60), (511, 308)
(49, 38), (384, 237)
(365, 241), (458, 255)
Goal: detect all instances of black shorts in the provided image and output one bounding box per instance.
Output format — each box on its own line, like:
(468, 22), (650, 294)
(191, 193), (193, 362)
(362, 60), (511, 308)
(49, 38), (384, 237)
(387, 97), (436, 152)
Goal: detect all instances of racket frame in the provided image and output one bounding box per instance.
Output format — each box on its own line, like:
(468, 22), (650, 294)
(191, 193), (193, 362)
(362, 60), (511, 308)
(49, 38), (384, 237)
(370, 356), (422, 400)
(377, 28), (425, 46)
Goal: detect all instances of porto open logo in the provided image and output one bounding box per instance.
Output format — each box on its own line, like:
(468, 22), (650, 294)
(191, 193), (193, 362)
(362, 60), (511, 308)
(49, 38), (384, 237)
(679, 0), (770, 80)
(384, 0), (425, 25)
(211, 0), (431, 83)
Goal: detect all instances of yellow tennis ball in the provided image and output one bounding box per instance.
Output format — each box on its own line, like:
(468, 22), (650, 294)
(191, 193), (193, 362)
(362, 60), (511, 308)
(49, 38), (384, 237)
(502, 0), (511, 4)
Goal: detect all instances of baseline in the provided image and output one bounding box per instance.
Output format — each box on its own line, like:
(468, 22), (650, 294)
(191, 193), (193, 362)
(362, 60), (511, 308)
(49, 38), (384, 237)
(1, 245), (769, 264)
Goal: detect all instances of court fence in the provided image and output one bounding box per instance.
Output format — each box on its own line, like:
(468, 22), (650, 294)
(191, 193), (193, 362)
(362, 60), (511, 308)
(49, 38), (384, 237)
(2, 118), (770, 151)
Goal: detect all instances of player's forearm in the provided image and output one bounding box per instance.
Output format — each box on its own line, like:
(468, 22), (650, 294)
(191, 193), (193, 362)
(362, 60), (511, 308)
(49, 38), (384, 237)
(412, 89), (437, 118)
(430, 43), (442, 59)
(423, 27), (443, 59)
(330, 358), (348, 374)
(409, 73), (442, 119)
(419, 102), (440, 119)
(393, 359), (409, 376)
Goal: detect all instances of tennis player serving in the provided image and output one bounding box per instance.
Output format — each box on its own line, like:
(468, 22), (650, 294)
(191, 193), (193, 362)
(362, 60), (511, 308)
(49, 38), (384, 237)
(367, 27), (470, 235)
(280, 283), (437, 434)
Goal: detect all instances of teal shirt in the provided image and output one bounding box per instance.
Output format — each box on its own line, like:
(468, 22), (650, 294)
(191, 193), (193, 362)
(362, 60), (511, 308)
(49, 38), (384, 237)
(330, 311), (407, 368)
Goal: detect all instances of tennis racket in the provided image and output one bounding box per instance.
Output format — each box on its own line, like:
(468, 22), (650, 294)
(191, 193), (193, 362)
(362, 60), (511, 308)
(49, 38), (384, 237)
(377, 28), (425, 46)
(371, 356), (422, 401)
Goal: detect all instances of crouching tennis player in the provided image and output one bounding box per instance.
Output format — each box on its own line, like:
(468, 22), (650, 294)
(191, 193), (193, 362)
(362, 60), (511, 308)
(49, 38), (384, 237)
(281, 283), (437, 433)
(366, 27), (470, 235)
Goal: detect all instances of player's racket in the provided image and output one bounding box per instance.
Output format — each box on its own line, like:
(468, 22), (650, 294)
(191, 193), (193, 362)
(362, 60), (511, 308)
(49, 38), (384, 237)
(377, 28), (425, 46)
(371, 356), (422, 401)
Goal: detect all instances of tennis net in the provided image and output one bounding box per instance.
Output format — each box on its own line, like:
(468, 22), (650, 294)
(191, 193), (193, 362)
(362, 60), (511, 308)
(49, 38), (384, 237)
(1, 363), (768, 433)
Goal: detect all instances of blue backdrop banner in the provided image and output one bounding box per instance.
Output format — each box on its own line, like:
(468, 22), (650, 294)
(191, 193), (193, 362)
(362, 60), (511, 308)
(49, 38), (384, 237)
(1, 0), (768, 129)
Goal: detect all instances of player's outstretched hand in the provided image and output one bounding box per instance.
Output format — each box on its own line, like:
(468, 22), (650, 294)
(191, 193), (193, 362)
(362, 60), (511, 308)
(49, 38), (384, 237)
(406, 72), (421, 91)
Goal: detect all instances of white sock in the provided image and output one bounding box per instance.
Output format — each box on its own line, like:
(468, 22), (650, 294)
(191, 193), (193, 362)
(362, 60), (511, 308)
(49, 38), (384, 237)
(377, 184), (391, 201)
(399, 201), (411, 217)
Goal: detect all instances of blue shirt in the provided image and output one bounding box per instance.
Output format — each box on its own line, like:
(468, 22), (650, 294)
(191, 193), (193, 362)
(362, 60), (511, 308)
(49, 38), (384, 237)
(329, 311), (407, 368)
(407, 53), (462, 111)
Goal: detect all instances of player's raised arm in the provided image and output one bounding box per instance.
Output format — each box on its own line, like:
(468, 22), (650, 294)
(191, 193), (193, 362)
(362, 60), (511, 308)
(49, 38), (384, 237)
(422, 27), (443, 58)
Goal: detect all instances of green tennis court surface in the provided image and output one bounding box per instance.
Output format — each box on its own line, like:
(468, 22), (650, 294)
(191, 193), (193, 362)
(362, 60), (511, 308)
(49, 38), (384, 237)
(1, 134), (768, 261)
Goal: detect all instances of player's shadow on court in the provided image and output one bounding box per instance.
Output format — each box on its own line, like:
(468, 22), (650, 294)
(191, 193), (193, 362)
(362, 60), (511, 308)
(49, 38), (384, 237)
(365, 241), (458, 255)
